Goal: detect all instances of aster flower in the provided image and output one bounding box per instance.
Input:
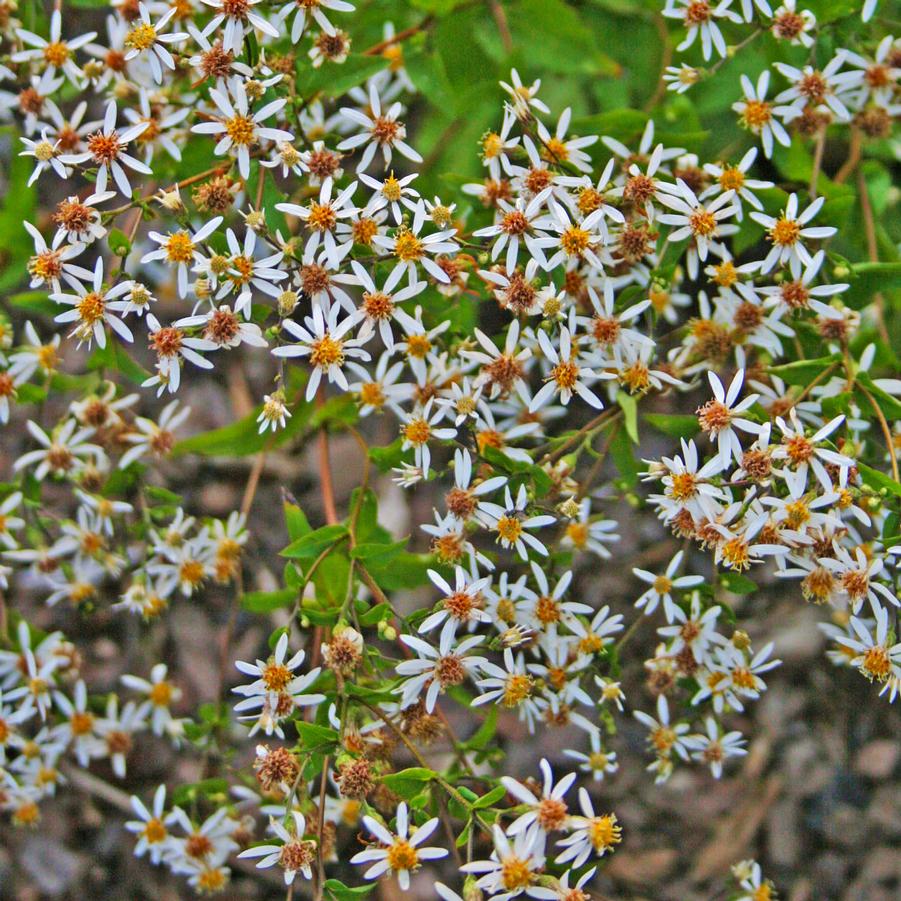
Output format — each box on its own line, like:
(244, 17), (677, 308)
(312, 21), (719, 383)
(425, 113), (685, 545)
(460, 824), (551, 899)
(126, 785), (175, 865)
(350, 802), (448, 890)
(555, 788), (622, 866)
(238, 812), (317, 885)
(272, 304), (370, 401)
(191, 78), (293, 179)
(395, 631), (486, 712)
(732, 71), (793, 158)
(201, 0), (279, 55)
(122, 3), (188, 84)
(750, 193), (837, 276)
(142, 217), (223, 299)
(480, 485), (557, 560)
(59, 101), (151, 196)
(338, 83), (422, 172)
(662, 0), (741, 61)
(13, 11), (97, 86)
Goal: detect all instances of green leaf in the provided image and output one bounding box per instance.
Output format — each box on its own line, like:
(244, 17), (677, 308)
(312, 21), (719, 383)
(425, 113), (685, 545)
(858, 463), (901, 499)
(381, 766), (437, 799)
(241, 588), (296, 613)
(719, 571), (757, 595)
(297, 55), (388, 97)
(616, 391), (639, 443)
(295, 722), (339, 754)
(282, 524), (348, 559)
(768, 354), (841, 386)
(324, 878), (376, 901)
(473, 784), (507, 809)
(644, 413), (700, 439)
(87, 341), (150, 385)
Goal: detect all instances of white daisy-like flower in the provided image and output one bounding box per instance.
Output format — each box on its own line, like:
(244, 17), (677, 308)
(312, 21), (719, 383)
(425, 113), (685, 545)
(373, 202), (459, 286)
(750, 193), (837, 276)
(684, 717), (747, 778)
(732, 71), (793, 159)
(479, 484), (557, 560)
(460, 823), (551, 899)
(238, 812), (317, 885)
(59, 100), (151, 196)
(51, 257), (134, 350)
(350, 802), (448, 890)
(276, 176), (358, 269)
(144, 314), (217, 394)
(500, 67), (551, 118)
(530, 325), (607, 412)
(563, 730), (619, 782)
(398, 399), (457, 480)
(275, 0), (355, 42)
(191, 78), (293, 179)
(633, 550), (704, 621)
(200, 0), (279, 55)
(338, 83), (422, 172)
(122, 3), (188, 84)
(395, 630), (486, 712)
(141, 217), (223, 299)
(13, 11), (97, 86)
(555, 787), (622, 867)
(126, 785), (176, 864)
(662, 0), (742, 61)
(502, 757), (576, 836)
(273, 304), (370, 401)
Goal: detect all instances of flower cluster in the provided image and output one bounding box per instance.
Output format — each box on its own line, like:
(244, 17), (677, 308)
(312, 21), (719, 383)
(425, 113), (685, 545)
(0, 0), (897, 898)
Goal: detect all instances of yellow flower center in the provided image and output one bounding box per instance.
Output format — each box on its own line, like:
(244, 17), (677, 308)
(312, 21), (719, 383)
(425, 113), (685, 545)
(165, 231), (195, 263)
(386, 838), (419, 872)
(125, 23), (157, 51)
(225, 114), (256, 146)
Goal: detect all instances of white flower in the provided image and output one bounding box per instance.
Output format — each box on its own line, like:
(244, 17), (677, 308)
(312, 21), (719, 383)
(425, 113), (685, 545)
(273, 304), (370, 401)
(473, 188), (551, 273)
(563, 730), (619, 781)
(750, 193), (837, 276)
(684, 717), (747, 778)
(144, 314), (217, 395)
(732, 71), (793, 159)
(276, 177), (358, 269)
(633, 550), (704, 621)
(657, 178), (738, 262)
(420, 564), (493, 643)
(774, 52), (858, 122)
(479, 485), (557, 560)
(122, 3), (188, 84)
(13, 11), (97, 86)
(238, 812), (317, 885)
(399, 400), (456, 479)
(14, 419), (103, 481)
(126, 785), (175, 864)
(191, 78), (292, 179)
(373, 202), (459, 286)
(502, 758), (576, 836)
(555, 788), (622, 866)
(350, 802), (448, 890)
(395, 631), (486, 712)
(460, 823), (550, 899)
(142, 217), (223, 299)
(663, 0), (742, 61)
(500, 68), (550, 118)
(201, 0), (279, 55)
(530, 326), (607, 412)
(59, 101), (151, 196)
(338, 83), (422, 172)
(121, 663), (183, 739)
(275, 0), (355, 42)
